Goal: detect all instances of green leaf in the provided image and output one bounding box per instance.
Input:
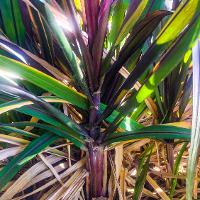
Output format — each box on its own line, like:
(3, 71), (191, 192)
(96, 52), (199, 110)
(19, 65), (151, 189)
(0, 125), (38, 139)
(28, 6), (54, 64)
(156, 0), (200, 46)
(179, 74), (192, 119)
(2, 121), (87, 150)
(148, 0), (165, 12)
(104, 125), (191, 145)
(0, 97), (71, 131)
(0, 35), (70, 83)
(109, 0), (200, 107)
(136, 14), (200, 103)
(101, 1), (200, 131)
(170, 142), (187, 198)
(107, 11), (200, 132)
(101, 10), (170, 107)
(0, 0), (25, 45)
(0, 99), (87, 150)
(186, 40), (200, 200)
(0, 96), (142, 132)
(101, 0), (147, 75)
(42, 1), (90, 95)
(115, 0), (150, 46)
(108, 0), (126, 46)
(0, 55), (89, 110)
(130, 101), (146, 121)
(0, 133), (58, 191)
(100, 104), (143, 131)
(0, 82), (89, 141)
(133, 144), (153, 200)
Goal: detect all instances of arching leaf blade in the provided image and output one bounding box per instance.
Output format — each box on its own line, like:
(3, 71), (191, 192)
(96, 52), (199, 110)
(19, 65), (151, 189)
(0, 133), (58, 192)
(0, 55), (89, 110)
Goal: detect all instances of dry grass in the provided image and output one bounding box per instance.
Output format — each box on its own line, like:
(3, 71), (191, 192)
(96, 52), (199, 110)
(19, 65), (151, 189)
(0, 94), (198, 199)
(1, 137), (199, 200)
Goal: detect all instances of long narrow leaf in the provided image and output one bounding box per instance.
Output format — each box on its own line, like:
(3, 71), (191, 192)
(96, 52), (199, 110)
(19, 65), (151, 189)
(0, 126), (38, 139)
(104, 125), (191, 145)
(107, 0), (126, 45)
(92, 0), (113, 80)
(136, 15), (200, 103)
(0, 96), (142, 132)
(170, 142), (188, 198)
(0, 36), (69, 81)
(115, 0), (150, 46)
(64, 0), (95, 92)
(0, 83), (87, 135)
(186, 40), (200, 199)
(133, 144), (153, 200)
(29, 0), (90, 95)
(107, 10), (171, 80)
(84, 0), (99, 49)
(0, 55), (88, 109)
(0, 122), (87, 150)
(100, 10), (170, 117)
(0, 1), (25, 45)
(107, 12), (200, 133)
(108, 0), (200, 108)
(0, 133), (58, 191)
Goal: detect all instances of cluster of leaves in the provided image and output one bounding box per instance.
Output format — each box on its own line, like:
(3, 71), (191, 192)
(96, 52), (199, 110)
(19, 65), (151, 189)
(0, 0), (199, 199)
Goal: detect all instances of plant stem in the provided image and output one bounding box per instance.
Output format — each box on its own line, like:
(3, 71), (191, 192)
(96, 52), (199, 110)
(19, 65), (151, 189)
(89, 91), (100, 139)
(87, 143), (105, 198)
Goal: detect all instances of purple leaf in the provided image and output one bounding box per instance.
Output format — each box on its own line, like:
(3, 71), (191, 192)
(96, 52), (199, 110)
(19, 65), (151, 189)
(123, 0), (140, 24)
(65, 0), (95, 92)
(92, 0), (113, 82)
(19, 1), (33, 36)
(84, 0), (100, 50)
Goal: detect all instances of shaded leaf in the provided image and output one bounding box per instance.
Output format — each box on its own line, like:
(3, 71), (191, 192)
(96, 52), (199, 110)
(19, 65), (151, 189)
(0, 133), (58, 191)
(0, 1), (25, 45)
(115, 0), (150, 46)
(170, 142), (188, 198)
(133, 144), (153, 200)
(104, 125), (190, 145)
(1, 121), (87, 150)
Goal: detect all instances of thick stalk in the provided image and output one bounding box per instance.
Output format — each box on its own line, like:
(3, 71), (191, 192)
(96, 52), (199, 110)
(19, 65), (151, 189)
(89, 91), (100, 139)
(87, 143), (105, 198)
(88, 89), (104, 198)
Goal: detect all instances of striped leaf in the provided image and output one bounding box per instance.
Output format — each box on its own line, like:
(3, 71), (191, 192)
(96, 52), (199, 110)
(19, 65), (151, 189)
(0, 133), (58, 191)
(186, 40), (200, 199)
(104, 125), (191, 145)
(0, 55), (88, 110)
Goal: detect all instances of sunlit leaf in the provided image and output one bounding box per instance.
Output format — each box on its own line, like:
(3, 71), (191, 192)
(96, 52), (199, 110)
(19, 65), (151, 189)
(186, 40), (200, 199)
